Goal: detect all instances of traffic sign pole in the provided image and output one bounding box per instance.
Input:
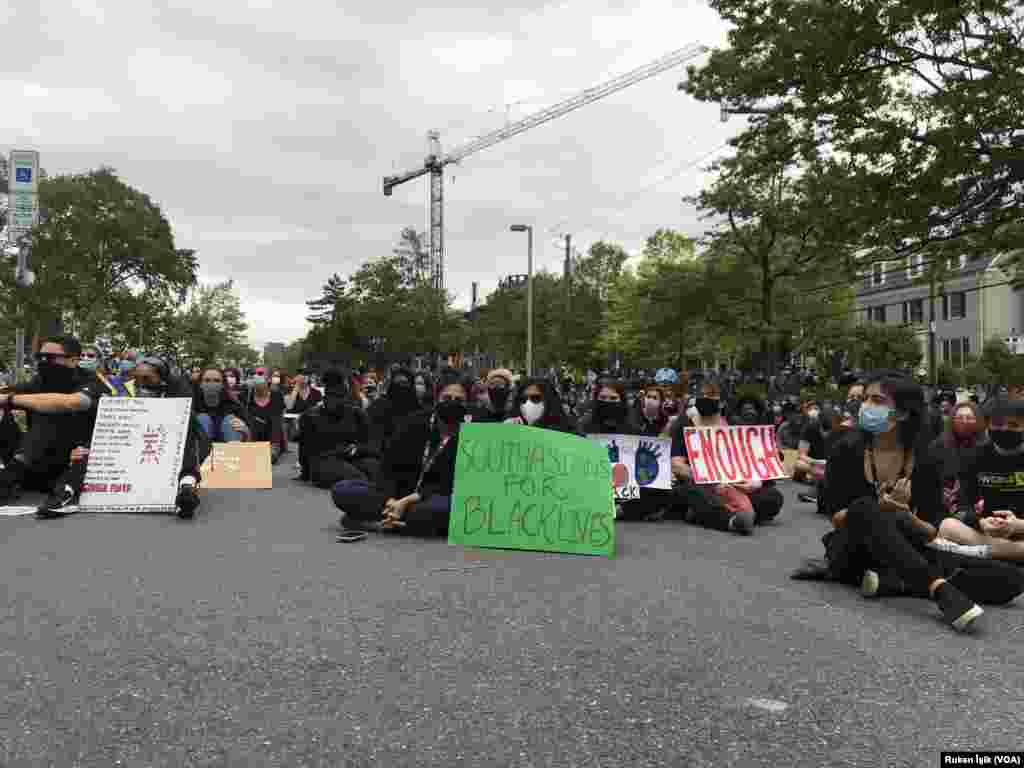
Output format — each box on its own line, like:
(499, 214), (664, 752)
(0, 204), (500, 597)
(8, 150), (40, 382)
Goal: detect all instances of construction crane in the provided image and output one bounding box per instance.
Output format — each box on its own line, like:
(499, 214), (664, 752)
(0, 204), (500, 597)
(382, 42), (709, 291)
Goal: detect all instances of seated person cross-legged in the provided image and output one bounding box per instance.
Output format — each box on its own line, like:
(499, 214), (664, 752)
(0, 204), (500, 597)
(820, 371), (1022, 632)
(194, 367), (251, 443)
(297, 368), (378, 488)
(938, 397), (1024, 563)
(331, 369), (474, 537)
(669, 379), (784, 535)
(0, 335), (106, 518)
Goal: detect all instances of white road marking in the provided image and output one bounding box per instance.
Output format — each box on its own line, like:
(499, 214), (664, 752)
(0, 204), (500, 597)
(0, 506), (39, 516)
(746, 697), (789, 713)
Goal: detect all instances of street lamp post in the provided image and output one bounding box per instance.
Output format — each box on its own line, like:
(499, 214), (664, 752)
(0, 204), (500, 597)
(509, 225), (533, 377)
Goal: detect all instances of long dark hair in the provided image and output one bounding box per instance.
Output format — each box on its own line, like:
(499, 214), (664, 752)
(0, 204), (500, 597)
(864, 369), (926, 449)
(513, 377), (571, 431)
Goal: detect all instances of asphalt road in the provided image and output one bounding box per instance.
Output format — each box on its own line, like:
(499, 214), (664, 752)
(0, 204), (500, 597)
(1, 463), (1022, 768)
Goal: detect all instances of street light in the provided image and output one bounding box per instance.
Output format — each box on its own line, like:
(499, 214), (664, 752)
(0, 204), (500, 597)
(509, 224), (534, 377)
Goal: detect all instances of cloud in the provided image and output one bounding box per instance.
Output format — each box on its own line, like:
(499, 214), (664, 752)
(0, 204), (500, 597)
(8, 0), (736, 344)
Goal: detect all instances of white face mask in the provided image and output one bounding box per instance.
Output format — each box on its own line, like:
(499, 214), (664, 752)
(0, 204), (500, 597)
(415, 383), (427, 397)
(521, 400), (545, 425)
(686, 406), (700, 423)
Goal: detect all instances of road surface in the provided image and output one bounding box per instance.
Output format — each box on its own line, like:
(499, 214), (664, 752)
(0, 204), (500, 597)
(1, 464), (1021, 767)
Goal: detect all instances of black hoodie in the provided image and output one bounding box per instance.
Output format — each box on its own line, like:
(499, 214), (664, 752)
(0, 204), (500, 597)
(367, 368), (425, 453)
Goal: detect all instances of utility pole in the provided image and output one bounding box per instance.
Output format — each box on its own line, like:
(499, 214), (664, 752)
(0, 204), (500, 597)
(929, 270), (937, 386)
(8, 150), (41, 383)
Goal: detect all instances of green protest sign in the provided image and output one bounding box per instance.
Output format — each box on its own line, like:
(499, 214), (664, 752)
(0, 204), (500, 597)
(449, 423), (616, 558)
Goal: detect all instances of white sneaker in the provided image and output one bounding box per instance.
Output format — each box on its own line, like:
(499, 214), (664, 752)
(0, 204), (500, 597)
(926, 537), (992, 559)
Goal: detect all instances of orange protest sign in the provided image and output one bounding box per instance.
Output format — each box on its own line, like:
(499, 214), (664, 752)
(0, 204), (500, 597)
(682, 426), (788, 484)
(200, 442), (273, 489)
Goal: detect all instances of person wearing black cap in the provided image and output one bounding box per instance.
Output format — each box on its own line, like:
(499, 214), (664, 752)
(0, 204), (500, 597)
(366, 367), (424, 455)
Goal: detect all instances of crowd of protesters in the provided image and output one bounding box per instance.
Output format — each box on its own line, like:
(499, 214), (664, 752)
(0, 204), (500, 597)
(1, 338), (1023, 634)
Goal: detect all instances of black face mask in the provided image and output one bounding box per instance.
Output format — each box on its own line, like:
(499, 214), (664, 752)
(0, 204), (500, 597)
(323, 394), (347, 414)
(38, 362), (77, 392)
(663, 401), (679, 415)
(200, 383), (223, 408)
(488, 386), (509, 411)
(740, 408), (759, 424)
(990, 429), (1024, 454)
(596, 400), (627, 424)
(695, 397), (720, 418)
(436, 400), (467, 424)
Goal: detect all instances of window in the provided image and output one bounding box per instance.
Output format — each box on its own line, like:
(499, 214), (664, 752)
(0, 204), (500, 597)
(909, 298), (924, 323)
(870, 306), (886, 323)
(950, 291), (966, 319)
(907, 254), (924, 279)
(943, 337), (972, 368)
(872, 261), (886, 287)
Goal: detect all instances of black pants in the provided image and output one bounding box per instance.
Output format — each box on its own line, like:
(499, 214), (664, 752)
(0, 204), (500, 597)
(681, 483), (785, 531)
(832, 496), (943, 593)
(331, 480), (450, 537)
(309, 454), (380, 489)
(1, 458), (87, 496)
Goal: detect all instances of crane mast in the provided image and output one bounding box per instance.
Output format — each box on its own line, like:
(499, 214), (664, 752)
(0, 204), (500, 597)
(383, 42), (709, 291)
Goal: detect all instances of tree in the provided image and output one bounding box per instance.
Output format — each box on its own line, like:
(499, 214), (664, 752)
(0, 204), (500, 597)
(176, 281), (258, 368)
(846, 323), (924, 373)
(685, 0), (1024, 267)
(687, 118), (857, 355)
(962, 337), (1024, 393)
(16, 167), (197, 344)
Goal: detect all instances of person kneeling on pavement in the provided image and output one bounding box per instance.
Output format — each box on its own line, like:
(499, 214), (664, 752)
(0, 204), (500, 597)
(0, 335), (106, 517)
(331, 368), (473, 536)
(71, 356), (207, 519)
(297, 368), (378, 488)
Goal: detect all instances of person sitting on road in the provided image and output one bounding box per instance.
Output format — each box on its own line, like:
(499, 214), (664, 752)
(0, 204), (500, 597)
(73, 356), (207, 519)
(331, 368), (474, 536)
(822, 371), (996, 632)
(0, 335), (107, 517)
(928, 400), (986, 523)
(577, 378), (640, 436)
(297, 367), (378, 488)
(504, 377), (576, 432)
(636, 385), (670, 437)
(669, 378), (784, 534)
(194, 367), (251, 443)
(284, 371), (322, 441)
(246, 373), (286, 464)
(936, 397), (1024, 563)
(793, 399), (824, 484)
(808, 402), (860, 515)
(366, 367), (422, 456)
(476, 368), (515, 423)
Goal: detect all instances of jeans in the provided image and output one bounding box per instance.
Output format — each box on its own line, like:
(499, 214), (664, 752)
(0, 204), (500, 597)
(331, 479), (451, 537)
(196, 414), (246, 443)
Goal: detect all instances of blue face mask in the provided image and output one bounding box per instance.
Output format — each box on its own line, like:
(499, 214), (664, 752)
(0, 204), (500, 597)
(79, 359), (99, 371)
(859, 404), (892, 434)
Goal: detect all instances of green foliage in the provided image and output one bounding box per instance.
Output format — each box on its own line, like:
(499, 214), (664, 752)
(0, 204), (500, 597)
(962, 337), (1024, 388)
(685, 0), (1024, 266)
(845, 323), (924, 373)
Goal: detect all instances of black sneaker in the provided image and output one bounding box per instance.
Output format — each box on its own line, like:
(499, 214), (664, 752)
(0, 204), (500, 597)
(176, 484), (200, 519)
(0, 479), (23, 505)
(338, 514), (382, 533)
(934, 581), (984, 632)
(36, 485), (79, 518)
(797, 493), (818, 504)
(861, 568), (908, 598)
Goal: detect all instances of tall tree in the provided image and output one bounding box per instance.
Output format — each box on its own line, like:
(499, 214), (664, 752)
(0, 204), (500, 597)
(685, 0), (1024, 267)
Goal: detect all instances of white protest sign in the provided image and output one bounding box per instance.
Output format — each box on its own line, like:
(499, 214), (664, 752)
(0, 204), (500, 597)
(588, 434), (672, 500)
(8, 150), (40, 233)
(79, 397), (192, 512)
(682, 425), (788, 485)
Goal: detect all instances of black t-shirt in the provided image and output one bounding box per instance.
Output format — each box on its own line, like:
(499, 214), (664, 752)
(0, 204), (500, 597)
(248, 391), (285, 440)
(800, 422), (826, 460)
(959, 443), (1024, 518)
(14, 369), (106, 467)
(289, 387), (322, 414)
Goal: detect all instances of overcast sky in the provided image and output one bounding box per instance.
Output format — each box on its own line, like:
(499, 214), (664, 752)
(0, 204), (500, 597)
(4, 0), (739, 349)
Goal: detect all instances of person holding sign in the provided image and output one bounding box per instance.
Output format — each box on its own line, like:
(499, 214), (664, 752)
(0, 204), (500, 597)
(0, 335), (107, 517)
(195, 368), (251, 443)
(668, 379), (784, 534)
(331, 368), (473, 536)
(72, 356), (207, 519)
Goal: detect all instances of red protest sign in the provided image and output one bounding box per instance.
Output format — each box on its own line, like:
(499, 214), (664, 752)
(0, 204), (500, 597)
(682, 426), (787, 484)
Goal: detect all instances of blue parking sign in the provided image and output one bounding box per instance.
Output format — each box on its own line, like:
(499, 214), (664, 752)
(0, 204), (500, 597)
(15, 168), (32, 183)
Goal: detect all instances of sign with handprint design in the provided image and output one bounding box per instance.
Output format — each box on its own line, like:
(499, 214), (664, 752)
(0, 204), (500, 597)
(588, 435), (672, 500)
